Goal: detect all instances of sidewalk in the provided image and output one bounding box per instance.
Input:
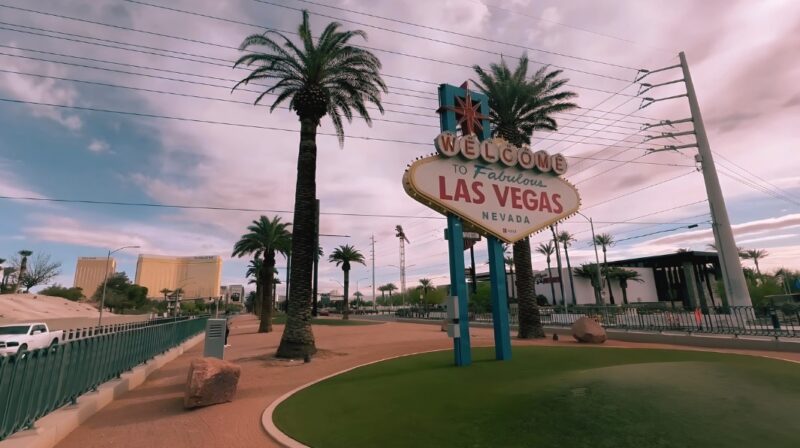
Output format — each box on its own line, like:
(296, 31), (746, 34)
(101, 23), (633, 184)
(54, 315), (800, 448)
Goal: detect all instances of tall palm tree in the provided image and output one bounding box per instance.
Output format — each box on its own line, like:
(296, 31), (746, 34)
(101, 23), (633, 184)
(418, 278), (434, 312)
(610, 268), (643, 305)
(593, 233), (615, 304)
(234, 11), (386, 358)
(550, 226), (566, 305)
(743, 249), (768, 276)
(232, 216), (291, 333)
(473, 55), (576, 338)
(535, 242), (557, 305)
(504, 256), (516, 299)
(557, 232), (577, 305)
(15, 250), (32, 293)
(0, 258), (5, 291)
(328, 245), (366, 320)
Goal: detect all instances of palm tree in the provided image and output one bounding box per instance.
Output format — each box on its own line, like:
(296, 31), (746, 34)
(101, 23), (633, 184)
(574, 264), (603, 300)
(504, 256), (516, 299)
(232, 216), (291, 333)
(609, 268), (643, 305)
(329, 245), (366, 320)
(706, 243), (746, 258)
(386, 283), (398, 306)
(234, 11), (386, 358)
(0, 258), (5, 292)
(557, 232), (577, 305)
(473, 55), (576, 338)
(593, 233), (615, 304)
(246, 258), (263, 316)
(743, 249), (768, 276)
(535, 242), (557, 305)
(159, 288), (172, 302)
(2, 267), (17, 291)
(377, 284), (388, 306)
(15, 250), (32, 293)
(418, 278), (434, 312)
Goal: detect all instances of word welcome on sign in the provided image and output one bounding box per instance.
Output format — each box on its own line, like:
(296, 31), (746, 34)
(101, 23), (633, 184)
(434, 132), (568, 175)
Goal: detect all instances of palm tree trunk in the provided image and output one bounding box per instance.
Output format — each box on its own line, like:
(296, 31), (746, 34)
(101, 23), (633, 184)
(254, 282), (262, 316)
(563, 245), (577, 305)
(343, 270), (350, 320)
(754, 259), (761, 276)
(550, 227), (566, 306)
(259, 255), (274, 333)
(620, 280), (629, 305)
(603, 250), (615, 305)
(513, 239), (545, 338)
(276, 117), (318, 358)
(546, 258), (556, 305)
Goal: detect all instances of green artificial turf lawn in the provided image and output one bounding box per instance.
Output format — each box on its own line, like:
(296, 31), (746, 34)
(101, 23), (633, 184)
(271, 315), (379, 326)
(274, 346), (800, 448)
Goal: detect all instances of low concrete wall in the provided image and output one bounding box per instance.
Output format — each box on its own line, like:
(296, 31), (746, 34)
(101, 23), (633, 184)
(389, 317), (800, 353)
(0, 333), (205, 448)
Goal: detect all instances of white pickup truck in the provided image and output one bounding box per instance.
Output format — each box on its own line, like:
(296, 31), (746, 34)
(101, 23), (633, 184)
(0, 323), (64, 356)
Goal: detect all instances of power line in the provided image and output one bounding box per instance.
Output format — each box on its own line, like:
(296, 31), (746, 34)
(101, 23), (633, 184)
(469, 0), (671, 52)
(582, 170), (698, 211)
(257, 0), (638, 72)
(0, 5), (665, 122)
(712, 150), (800, 205)
(0, 93), (692, 167)
(613, 222), (710, 244)
(115, 0), (640, 98)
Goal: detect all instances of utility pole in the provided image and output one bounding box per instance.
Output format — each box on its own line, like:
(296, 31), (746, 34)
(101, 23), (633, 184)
(395, 225), (409, 305)
(312, 199), (320, 316)
(371, 234), (376, 312)
(637, 52), (751, 307)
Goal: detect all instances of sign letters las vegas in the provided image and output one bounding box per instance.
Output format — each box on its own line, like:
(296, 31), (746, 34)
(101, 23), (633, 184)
(403, 133), (581, 243)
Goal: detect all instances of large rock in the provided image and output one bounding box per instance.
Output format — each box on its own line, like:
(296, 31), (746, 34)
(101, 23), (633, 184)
(571, 317), (607, 344)
(184, 357), (241, 409)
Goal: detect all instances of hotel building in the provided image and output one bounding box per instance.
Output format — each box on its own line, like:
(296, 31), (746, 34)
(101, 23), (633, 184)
(73, 257), (116, 298)
(135, 255), (222, 299)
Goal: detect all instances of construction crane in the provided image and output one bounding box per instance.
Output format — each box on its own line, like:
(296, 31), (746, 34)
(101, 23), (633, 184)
(395, 225), (410, 300)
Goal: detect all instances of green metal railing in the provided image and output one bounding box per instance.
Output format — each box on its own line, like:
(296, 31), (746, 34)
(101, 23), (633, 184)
(0, 315), (208, 440)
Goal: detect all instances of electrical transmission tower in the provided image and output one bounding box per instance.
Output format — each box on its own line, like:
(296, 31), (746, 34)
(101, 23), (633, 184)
(395, 225), (410, 303)
(637, 51), (751, 307)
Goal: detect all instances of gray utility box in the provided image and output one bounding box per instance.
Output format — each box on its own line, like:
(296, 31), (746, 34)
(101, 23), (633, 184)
(203, 318), (227, 359)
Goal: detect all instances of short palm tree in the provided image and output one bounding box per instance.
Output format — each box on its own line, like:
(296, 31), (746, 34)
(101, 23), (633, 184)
(232, 216), (291, 333)
(610, 268), (643, 305)
(0, 258), (5, 291)
(16, 250), (32, 293)
(246, 258), (263, 316)
(473, 55), (576, 338)
(574, 264), (603, 298)
(706, 243), (747, 258)
(377, 284), (388, 306)
(743, 249), (768, 276)
(159, 288), (172, 302)
(593, 233), (615, 304)
(557, 232), (578, 305)
(418, 278), (434, 311)
(329, 245), (366, 320)
(386, 283), (398, 306)
(535, 242), (557, 305)
(234, 11), (386, 358)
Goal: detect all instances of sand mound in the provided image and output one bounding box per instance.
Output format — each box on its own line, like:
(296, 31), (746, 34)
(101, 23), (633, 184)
(0, 293), (114, 324)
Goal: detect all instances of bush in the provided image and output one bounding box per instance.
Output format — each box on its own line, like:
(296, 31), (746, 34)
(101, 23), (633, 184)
(535, 295), (549, 306)
(39, 284), (84, 301)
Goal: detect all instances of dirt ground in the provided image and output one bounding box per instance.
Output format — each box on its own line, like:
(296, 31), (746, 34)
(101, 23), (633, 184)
(0, 293), (147, 328)
(54, 315), (800, 448)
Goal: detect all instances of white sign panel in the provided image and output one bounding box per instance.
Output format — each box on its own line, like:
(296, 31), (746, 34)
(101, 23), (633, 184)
(404, 134), (581, 243)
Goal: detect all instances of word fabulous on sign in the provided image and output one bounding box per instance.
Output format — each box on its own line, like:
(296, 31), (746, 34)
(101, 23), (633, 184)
(403, 132), (581, 244)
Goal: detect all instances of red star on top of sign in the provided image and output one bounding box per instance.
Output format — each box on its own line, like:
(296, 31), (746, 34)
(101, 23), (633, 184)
(437, 81), (490, 136)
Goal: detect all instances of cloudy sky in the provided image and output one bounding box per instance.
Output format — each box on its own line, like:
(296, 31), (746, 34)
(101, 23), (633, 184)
(0, 0), (798, 298)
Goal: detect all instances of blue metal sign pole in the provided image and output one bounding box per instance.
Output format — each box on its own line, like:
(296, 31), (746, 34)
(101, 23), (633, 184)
(487, 236), (512, 360)
(437, 82), (512, 365)
(439, 84), (471, 366)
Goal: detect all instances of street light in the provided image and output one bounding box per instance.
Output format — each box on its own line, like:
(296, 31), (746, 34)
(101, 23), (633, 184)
(98, 245), (140, 326)
(576, 212), (603, 306)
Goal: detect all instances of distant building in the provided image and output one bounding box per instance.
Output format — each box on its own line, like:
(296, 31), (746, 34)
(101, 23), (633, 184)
(220, 284), (244, 302)
(135, 254), (222, 299)
(74, 257), (115, 298)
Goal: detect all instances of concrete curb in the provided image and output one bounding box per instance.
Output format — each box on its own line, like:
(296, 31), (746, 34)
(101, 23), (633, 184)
(261, 349), (449, 448)
(0, 333), (205, 448)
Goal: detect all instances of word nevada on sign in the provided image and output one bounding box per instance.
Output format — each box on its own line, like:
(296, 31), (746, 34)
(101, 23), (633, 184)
(403, 132), (581, 243)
